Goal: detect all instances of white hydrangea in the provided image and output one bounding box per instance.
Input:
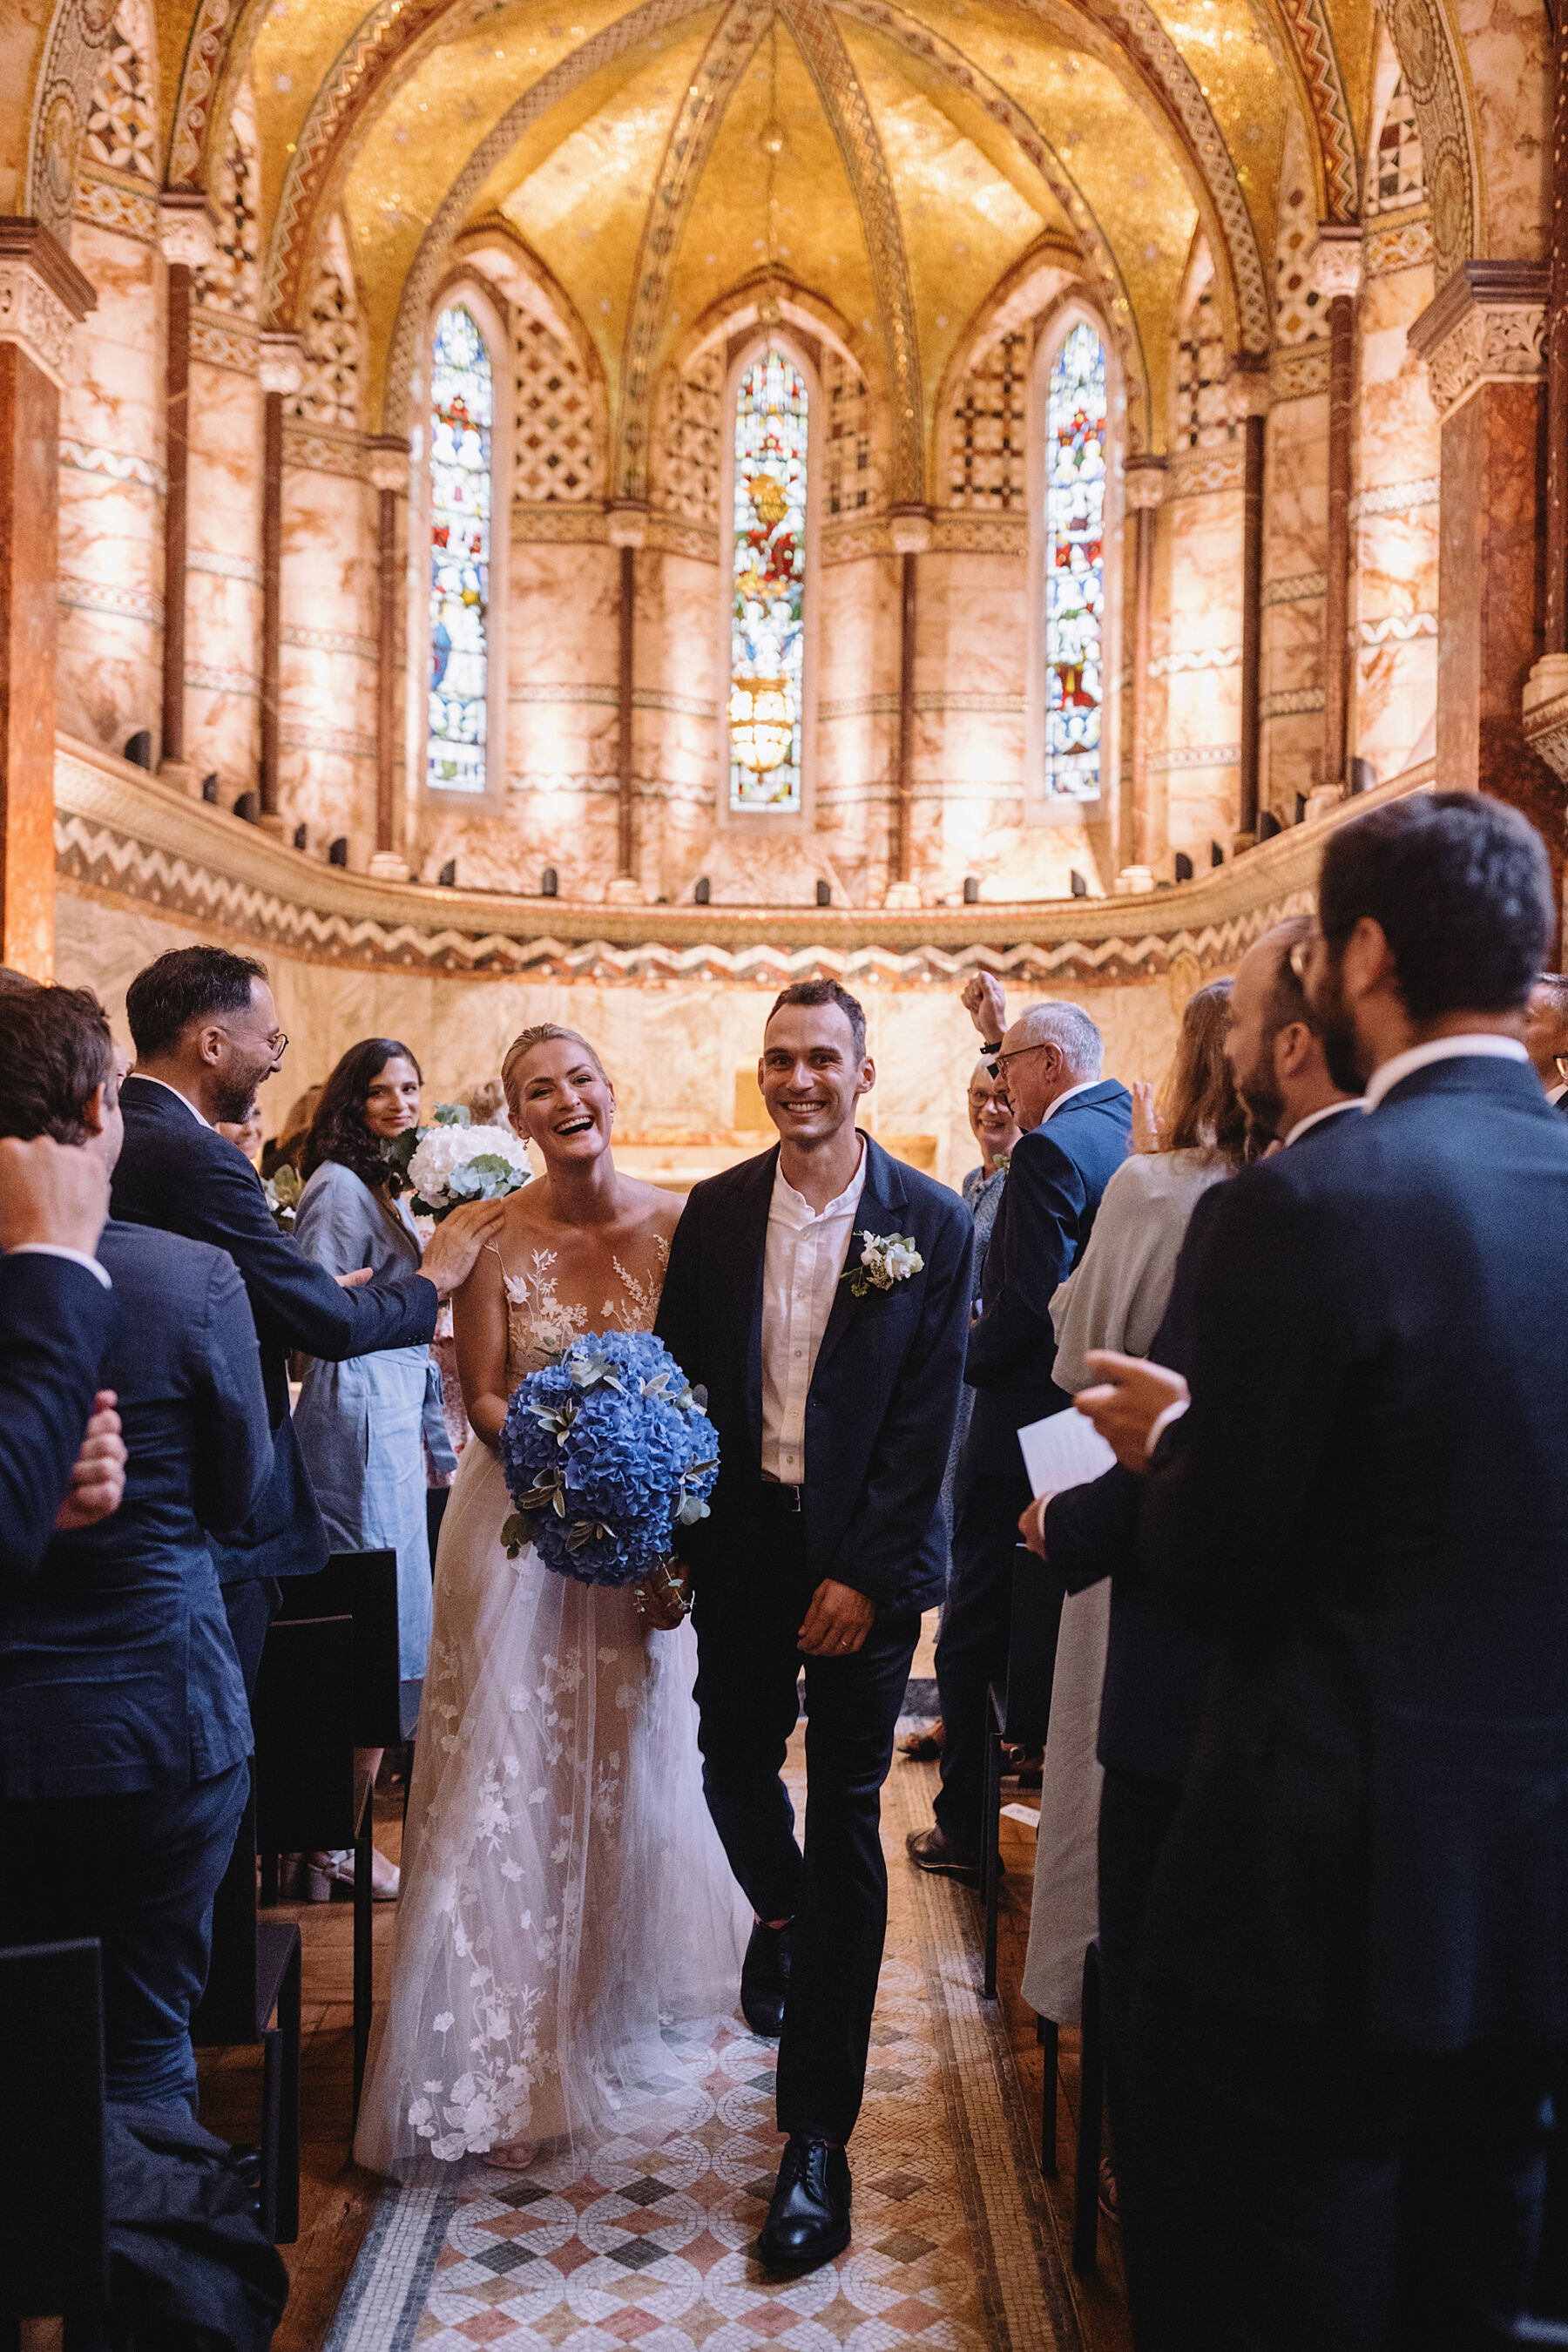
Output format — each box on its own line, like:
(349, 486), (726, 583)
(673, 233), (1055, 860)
(408, 1122), (531, 1213)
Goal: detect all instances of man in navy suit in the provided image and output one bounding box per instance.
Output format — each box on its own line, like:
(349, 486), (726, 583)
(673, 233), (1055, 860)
(657, 979), (973, 2269)
(0, 982), (274, 2112)
(111, 946), (503, 1692)
(1524, 970), (1568, 1109)
(0, 1129), (126, 1574)
(910, 978), (1131, 1879)
(1077, 794), (1568, 2349)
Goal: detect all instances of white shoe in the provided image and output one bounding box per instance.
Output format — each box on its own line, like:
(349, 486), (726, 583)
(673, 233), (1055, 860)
(306, 1848), (401, 1901)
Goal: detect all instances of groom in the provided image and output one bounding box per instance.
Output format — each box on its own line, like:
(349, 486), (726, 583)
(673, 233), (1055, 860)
(657, 979), (972, 2268)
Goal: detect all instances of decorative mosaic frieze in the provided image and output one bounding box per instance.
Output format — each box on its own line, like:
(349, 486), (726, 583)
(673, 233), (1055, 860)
(1353, 612), (1436, 644)
(60, 437), (163, 492)
(1261, 573), (1327, 606)
(647, 514), (720, 563)
(515, 313), (601, 504)
(635, 689), (719, 720)
(1151, 645), (1242, 676)
(1271, 344), (1332, 402)
(1261, 686), (1327, 718)
(1166, 448), (1245, 498)
(511, 503), (607, 544)
(194, 71), (258, 319)
(57, 574), (161, 624)
(1365, 213), (1433, 275)
(289, 220), (362, 434)
(509, 683), (619, 708)
(1349, 476), (1440, 520)
(280, 722), (375, 760)
(188, 546), (261, 584)
(1367, 71), (1425, 215)
(84, 0), (156, 181)
(821, 517), (896, 564)
(281, 422), (371, 478)
(929, 515), (1028, 557)
(819, 694), (900, 721)
(186, 665), (260, 698)
(1151, 744), (1240, 769)
(190, 314), (260, 375)
(74, 167), (159, 243)
(282, 624), (377, 660)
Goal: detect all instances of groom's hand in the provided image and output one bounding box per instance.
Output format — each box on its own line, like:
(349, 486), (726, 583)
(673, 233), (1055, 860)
(798, 1579), (875, 1657)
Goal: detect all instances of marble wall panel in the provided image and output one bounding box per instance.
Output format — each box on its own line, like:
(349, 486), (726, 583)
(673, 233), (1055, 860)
(1349, 263), (1440, 786)
(1456, 0), (1550, 265)
(1261, 391), (1328, 814)
(1156, 485), (1244, 864)
(510, 539), (621, 690)
(57, 217), (164, 757)
(279, 463), (377, 854)
(186, 361), (262, 793)
(56, 884), (1201, 1192)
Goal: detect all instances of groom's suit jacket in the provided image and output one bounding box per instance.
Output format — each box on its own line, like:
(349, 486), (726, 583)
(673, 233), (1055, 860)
(1137, 1055), (1568, 2052)
(656, 1134), (973, 1613)
(112, 1074), (438, 1585)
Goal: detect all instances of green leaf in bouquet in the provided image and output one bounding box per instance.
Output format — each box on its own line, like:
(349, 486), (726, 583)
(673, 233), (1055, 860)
(432, 1104), (471, 1125)
(501, 1510), (536, 1560)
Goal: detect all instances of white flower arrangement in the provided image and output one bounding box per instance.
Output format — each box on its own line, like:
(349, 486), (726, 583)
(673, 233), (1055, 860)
(386, 1104), (532, 1221)
(842, 1228), (925, 1299)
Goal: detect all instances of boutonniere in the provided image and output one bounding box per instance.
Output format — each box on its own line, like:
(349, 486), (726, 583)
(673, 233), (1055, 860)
(992, 1154), (1011, 1178)
(841, 1229), (925, 1299)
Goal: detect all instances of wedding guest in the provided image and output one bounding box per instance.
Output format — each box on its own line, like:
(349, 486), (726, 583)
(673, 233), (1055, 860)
(1524, 971), (1568, 1106)
(902, 1054), (1021, 1765)
(909, 977), (1130, 1882)
(0, 1129), (123, 1574)
(291, 1037), (459, 1899)
(1019, 980), (1247, 2036)
(111, 946), (504, 1696)
(260, 1080), (322, 1179)
(0, 983), (272, 2112)
(1074, 794), (1568, 2350)
(215, 1108), (266, 1164)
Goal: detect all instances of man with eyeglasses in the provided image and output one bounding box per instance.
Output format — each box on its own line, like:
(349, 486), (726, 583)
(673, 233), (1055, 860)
(112, 946), (504, 1694)
(1523, 971), (1568, 1108)
(908, 971), (1131, 1882)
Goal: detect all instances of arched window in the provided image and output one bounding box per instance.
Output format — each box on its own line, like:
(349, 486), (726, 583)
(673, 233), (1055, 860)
(427, 303), (494, 795)
(1042, 321), (1108, 802)
(727, 348), (809, 813)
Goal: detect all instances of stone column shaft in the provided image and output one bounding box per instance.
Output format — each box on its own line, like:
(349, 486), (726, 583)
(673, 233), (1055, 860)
(1323, 294), (1355, 791)
(617, 542), (636, 878)
(893, 549), (917, 885)
(259, 389), (283, 818)
(1548, 1), (1568, 656)
(162, 264), (191, 771)
(377, 488), (398, 855)
(1240, 414), (1265, 832)
(1123, 456), (1166, 868)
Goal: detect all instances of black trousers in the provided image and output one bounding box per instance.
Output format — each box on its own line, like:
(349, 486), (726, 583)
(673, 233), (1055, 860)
(692, 1506), (921, 2146)
(931, 1437), (1031, 1855)
(1133, 1984), (1558, 2352)
(0, 1759), (248, 2114)
(1097, 1767), (1186, 2352)
(221, 1574), (280, 1701)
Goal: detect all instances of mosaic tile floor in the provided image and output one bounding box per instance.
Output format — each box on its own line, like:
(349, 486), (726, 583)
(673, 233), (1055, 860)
(327, 1762), (1078, 2352)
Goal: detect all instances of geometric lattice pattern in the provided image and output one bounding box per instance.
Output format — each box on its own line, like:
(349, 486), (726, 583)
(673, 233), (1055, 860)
(290, 217), (362, 430)
(84, 0), (156, 182)
(823, 348), (874, 517)
(514, 316), (601, 504)
(1177, 259), (1230, 446)
(655, 349), (723, 527)
(1367, 74), (1426, 214)
(196, 71), (259, 317)
(1274, 115), (1322, 348)
(950, 332), (1027, 509)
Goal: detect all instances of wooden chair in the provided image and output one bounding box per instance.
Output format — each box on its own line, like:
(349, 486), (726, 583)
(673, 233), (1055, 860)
(0, 1939), (107, 2349)
(980, 1550), (1063, 1997)
(253, 1612), (374, 2119)
(191, 1776), (302, 2244)
(1071, 1938), (1105, 2272)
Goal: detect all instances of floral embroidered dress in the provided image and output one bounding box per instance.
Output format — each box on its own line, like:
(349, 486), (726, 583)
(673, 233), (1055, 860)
(355, 1236), (749, 2176)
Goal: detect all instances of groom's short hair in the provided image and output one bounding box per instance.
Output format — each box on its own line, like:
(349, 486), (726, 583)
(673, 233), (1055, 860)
(767, 978), (867, 1064)
(0, 983), (115, 1146)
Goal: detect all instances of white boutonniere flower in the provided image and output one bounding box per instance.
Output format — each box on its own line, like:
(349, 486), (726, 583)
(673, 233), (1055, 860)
(842, 1229), (925, 1299)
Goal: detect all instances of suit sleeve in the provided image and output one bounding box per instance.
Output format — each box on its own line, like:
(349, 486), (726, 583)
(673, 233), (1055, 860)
(191, 1248), (276, 1537)
(965, 1125), (1088, 1389)
(291, 1166), (376, 1279)
(0, 1253), (114, 1584)
(186, 1140), (436, 1361)
(828, 1200), (974, 1604)
(1043, 1462), (1143, 1594)
(1140, 1165), (1366, 1630)
(653, 1188), (704, 1389)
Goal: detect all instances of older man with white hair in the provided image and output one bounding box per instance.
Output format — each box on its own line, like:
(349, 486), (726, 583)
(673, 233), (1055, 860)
(909, 974), (1132, 1881)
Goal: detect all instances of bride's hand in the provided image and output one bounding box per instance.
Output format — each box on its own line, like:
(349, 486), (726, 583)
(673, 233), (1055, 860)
(632, 1562), (690, 1632)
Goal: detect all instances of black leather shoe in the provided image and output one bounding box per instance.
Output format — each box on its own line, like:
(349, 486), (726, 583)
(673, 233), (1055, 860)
(905, 1824), (983, 1886)
(740, 1918), (792, 2037)
(758, 2135), (851, 2268)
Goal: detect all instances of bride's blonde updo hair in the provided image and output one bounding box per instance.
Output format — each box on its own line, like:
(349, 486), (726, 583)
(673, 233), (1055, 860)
(501, 1024), (610, 1114)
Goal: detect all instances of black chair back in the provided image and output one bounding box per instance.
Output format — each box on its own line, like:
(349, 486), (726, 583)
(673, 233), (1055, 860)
(193, 1776), (261, 2045)
(1000, 1551), (1064, 1747)
(274, 1551), (401, 1750)
(0, 1939), (107, 2322)
(253, 1613), (357, 1855)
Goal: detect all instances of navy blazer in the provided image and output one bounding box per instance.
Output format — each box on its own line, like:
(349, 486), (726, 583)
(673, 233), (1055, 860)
(655, 1135), (974, 1613)
(111, 1076), (439, 1583)
(0, 1220), (272, 1801)
(0, 1249), (114, 1583)
(1139, 1057), (1568, 2052)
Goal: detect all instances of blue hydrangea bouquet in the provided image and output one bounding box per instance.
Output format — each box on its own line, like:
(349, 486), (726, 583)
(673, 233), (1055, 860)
(497, 1328), (719, 1587)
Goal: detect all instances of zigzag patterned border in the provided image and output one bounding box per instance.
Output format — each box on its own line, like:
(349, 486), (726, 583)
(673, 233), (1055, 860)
(1274, 0), (1359, 220)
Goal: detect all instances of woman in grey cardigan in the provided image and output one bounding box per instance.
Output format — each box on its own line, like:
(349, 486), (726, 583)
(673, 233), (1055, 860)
(293, 1037), (457, 1896)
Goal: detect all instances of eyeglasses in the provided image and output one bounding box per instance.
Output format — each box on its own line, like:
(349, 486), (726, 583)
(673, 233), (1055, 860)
(1287, 934), (1319, 986)
(989, 1043), (1051, 1077)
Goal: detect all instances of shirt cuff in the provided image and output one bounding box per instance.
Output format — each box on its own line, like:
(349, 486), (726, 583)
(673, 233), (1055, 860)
(1145, 1395), (1189, 1458)
(7, 1243), (112, 1291)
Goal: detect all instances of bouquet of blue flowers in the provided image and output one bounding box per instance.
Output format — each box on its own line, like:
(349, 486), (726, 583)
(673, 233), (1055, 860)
(497, 1328), (719, 1588)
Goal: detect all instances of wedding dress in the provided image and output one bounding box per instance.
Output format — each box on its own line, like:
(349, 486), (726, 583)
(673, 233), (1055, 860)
(354, 1234), (750, 2176)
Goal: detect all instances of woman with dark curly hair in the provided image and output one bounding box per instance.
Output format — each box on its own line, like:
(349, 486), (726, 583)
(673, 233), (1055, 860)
(291, 1037), (457, 1899)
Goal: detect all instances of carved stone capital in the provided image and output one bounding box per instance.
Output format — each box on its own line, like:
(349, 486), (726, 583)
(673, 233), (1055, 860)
(1225, 362), (1272, 422)
(159, 191), (216, 269)
(0, 220), (95, 389)
(1521, 653), (1568, 781)
(258, 330), (303, 397)
(1313, 225), (1363, 301)
(368, 433), (410, 495)
(889, 505), (932, 555)
(605, 501), (648, 550)
(1123, 457), (1168, 510)
(1408, 260), (1550, 421)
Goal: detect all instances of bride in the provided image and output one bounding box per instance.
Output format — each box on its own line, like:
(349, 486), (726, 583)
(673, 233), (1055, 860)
(355, 1024), (749, 2175)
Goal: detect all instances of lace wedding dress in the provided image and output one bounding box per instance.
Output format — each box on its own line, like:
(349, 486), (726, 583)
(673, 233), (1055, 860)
(355, 1236), (750, 2176)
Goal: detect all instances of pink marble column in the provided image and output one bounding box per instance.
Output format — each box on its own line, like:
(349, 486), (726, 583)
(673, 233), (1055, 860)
(156, 196), (213, 789)
(606, 504), (648, 892)
(1124, 459), (1166, 866)
(257, 335), (302, 834)
(368, 439), (409, 865)
(1315, 230), (1362, 798)
(0, 224), (95, 979)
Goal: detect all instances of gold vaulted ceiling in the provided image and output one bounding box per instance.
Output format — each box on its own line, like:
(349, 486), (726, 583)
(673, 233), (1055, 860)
(209, 0), (1377, 457)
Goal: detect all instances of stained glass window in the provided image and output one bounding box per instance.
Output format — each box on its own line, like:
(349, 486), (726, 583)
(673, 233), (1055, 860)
(1044, 322), (1106, 801)
(427, 305), (492, 794)
(728, 349), (808, 813)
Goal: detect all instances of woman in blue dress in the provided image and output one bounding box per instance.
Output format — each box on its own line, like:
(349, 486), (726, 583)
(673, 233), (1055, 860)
(292, 1036), (457, 1897)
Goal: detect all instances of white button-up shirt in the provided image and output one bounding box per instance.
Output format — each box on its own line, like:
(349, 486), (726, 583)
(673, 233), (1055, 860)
(760, 1139), (868, 1484)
